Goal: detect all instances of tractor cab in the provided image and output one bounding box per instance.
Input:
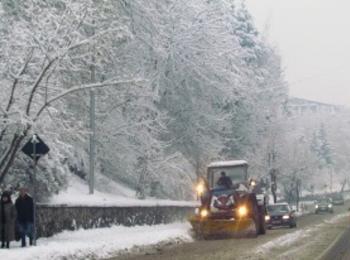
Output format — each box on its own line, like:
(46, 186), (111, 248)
(195, 160), (252, 201)
(207, 160), (248, 190)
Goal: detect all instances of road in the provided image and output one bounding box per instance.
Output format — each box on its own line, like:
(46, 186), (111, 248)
(319, 225), (350, 260)
(109, 202), (350, 260)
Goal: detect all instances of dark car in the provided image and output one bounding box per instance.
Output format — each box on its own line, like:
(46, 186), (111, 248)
(315, 198), (333, 213)
(265, 203), (297, 229)
(332, 194), (345, 206)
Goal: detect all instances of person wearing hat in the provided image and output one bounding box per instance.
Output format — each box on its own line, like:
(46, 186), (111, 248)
(15, 187), (34, 247)
(0, 191), (16, 249)
(216, 171), (233, 189)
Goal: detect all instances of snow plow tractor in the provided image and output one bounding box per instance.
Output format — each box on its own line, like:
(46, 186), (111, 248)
(190, 160), (267, 239)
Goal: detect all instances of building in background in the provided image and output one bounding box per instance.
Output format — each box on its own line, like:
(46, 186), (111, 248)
(287, 97), (342, 115)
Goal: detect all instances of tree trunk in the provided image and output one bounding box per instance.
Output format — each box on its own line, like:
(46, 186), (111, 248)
(0, 128), (29, 184)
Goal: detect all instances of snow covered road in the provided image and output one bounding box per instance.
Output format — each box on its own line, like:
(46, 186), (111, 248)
(113, 202), (350, 260)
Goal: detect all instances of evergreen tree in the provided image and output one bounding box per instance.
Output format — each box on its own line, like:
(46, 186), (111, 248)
(311, 124), (333, 169)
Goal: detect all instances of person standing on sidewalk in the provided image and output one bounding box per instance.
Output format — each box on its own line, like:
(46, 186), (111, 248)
(15, 187), (34, 247)
(0, 191), (16, 249)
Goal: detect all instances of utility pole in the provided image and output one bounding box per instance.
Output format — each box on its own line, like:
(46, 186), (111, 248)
(21, 134), (49, 246)
(329, 167), (333, 194)
(89, 20), (96, 195)
(32, 134), (38, 246)
(89, 89), (95, 194)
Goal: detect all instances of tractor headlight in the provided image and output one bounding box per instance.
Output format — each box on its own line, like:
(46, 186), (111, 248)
(315, 205), (319, 209)
(238, 206), (248, 217)
(200, 209), (209, 218)
(265, 215), (270, 221)
(196, 183), (206, 195)
(328, 204), (332, 208)
(250, 179), (257, 187)
(282, 215), (290, 220)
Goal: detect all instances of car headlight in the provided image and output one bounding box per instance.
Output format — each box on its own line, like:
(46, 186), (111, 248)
(237, 206), (248, 217)
(315, 205), (319, 209)
(265, 215), (270, 221)
(328, 204), (332, 208)
(282, 215), (290, 220)
(200, 209), (209, 218)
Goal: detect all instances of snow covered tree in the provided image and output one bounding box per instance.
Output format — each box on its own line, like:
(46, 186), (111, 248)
(0, 0), (290, 200)
(0, 0), (141, 192)
(311, 124), (333, 168)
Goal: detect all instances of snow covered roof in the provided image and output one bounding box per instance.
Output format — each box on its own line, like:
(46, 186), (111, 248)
(207, 160), (248, 168)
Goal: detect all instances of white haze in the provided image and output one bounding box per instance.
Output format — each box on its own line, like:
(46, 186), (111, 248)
(246, 0), (350, 106)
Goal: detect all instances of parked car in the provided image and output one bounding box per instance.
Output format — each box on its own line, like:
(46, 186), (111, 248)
(332, 193), (345, 206)
(315, 198), (333, 213)
(265, 203), (297, 229)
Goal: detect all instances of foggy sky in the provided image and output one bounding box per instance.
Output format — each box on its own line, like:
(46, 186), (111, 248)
(245, 0), (350, 106)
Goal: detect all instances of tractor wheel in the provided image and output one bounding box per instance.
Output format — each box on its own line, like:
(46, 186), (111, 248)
(257, 205), (266, 235)
(247, 194), (260, 237)
(253, 219), (259, 237)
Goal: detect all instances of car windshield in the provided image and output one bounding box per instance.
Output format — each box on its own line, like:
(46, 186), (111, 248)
(318, 199), (330, 204)
(208, 166), (247, 188)
(267, 204), (289, 213)
(333, 194), (343, 200)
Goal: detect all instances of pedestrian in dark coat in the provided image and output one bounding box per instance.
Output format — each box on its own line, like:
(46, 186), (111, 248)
(0, 191), (16, 249)
(15, 188), (34, 247)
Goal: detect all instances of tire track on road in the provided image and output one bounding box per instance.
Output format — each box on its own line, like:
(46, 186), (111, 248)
(318, 226), (350, 260)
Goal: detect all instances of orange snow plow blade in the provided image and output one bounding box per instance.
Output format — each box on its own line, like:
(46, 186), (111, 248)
(190, 215), (256, 238)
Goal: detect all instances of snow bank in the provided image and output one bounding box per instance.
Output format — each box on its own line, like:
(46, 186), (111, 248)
(49, 174), (198, 207)
(324, 212), (350, 224)
(0, 223), (192, 260)
(256, 229), (311, 254)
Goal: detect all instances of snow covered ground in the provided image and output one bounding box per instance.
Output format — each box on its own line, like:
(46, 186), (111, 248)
(0, 223), (192, 260)
(48, 174), (198, 207)
(0, 176), (196, 260)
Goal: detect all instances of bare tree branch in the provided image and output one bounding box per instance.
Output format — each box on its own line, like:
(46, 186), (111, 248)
(25, 57), (58, 116)
(34, 78), (144, 120)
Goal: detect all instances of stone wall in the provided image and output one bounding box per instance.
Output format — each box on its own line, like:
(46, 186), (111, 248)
(37, 204), (195, 237)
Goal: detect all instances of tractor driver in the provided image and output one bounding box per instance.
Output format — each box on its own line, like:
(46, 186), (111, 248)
(216, 171), (233, 189)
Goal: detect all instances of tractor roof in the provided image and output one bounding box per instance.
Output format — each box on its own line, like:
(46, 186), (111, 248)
(207, 160), (248, 168)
